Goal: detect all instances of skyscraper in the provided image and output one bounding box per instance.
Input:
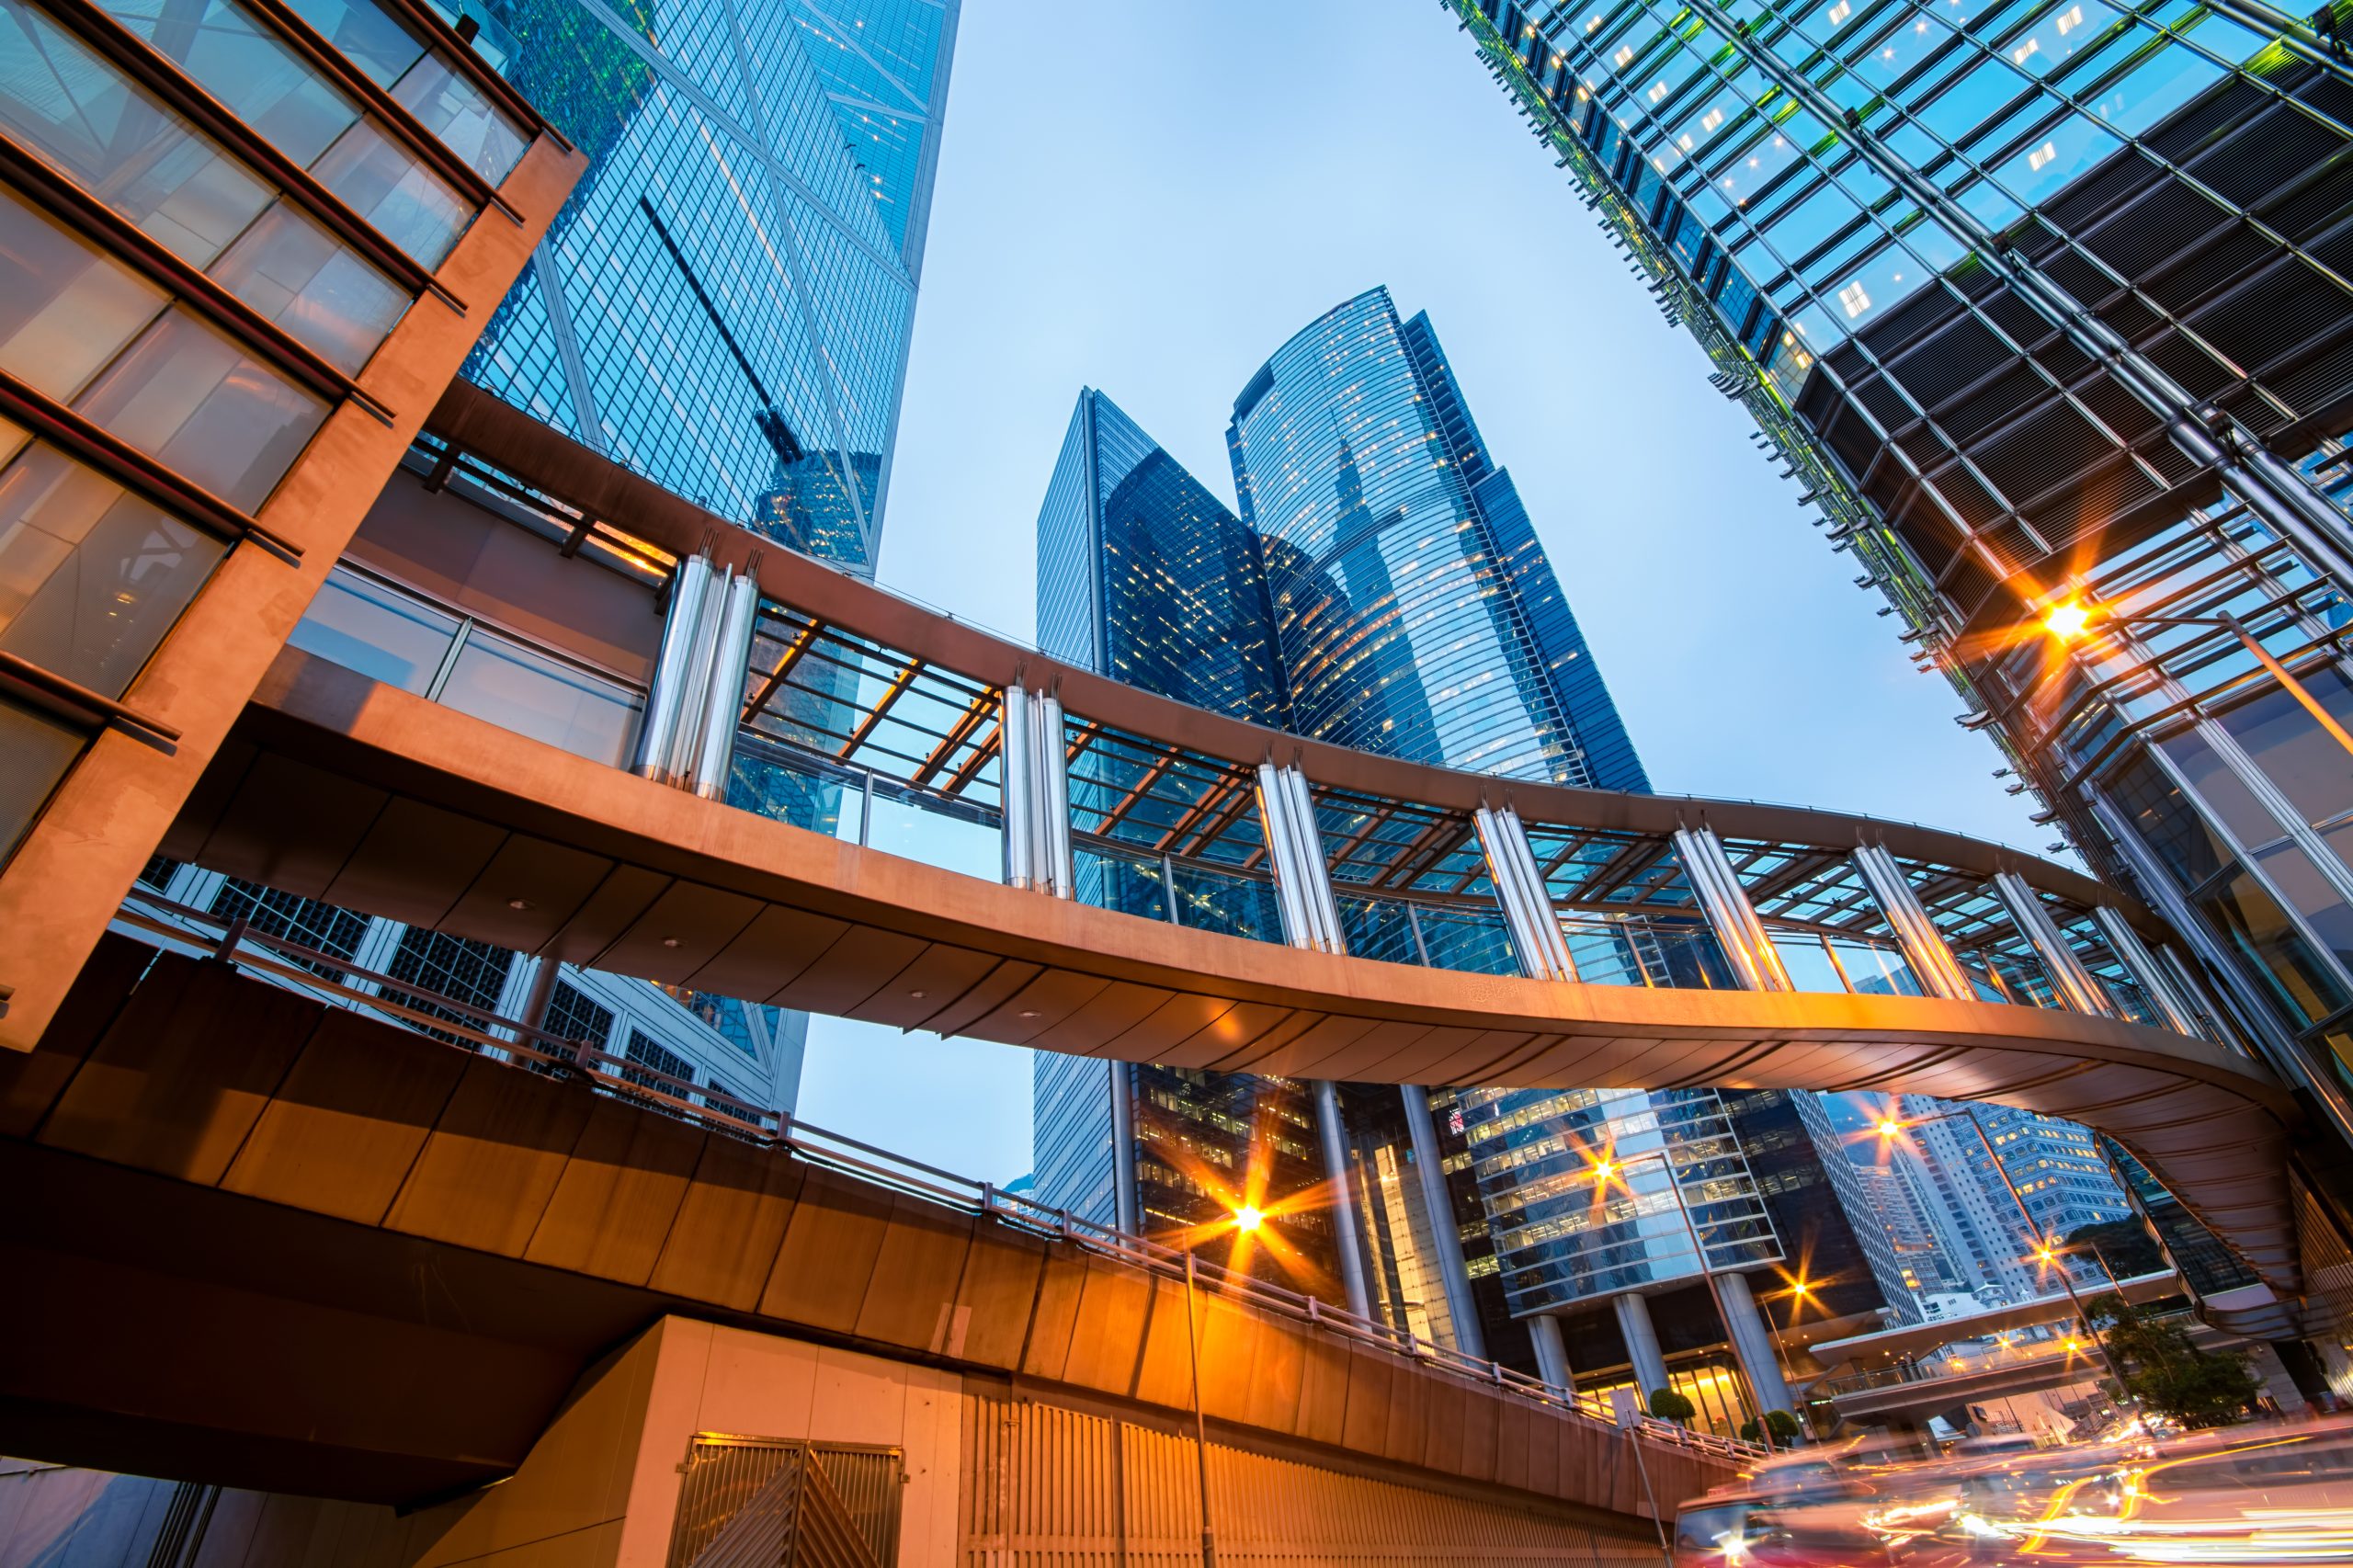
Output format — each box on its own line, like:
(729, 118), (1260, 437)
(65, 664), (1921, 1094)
(1030, 294), (1888, 1431)
(1441, 0), (2353, 1290)
(459, 0), (960, 575)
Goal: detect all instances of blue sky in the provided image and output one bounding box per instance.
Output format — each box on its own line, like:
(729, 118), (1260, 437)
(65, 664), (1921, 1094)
(792, 2), (2051, 1182)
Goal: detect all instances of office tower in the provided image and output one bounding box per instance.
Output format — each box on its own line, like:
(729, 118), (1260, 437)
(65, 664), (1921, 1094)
(1028, 389), (1347, 1286)
(460, 0), (960, 575)
(1226, 287), (1646, 790)
(1443, 0), (2353, 1271)
(1029, 297), (1890, 1430)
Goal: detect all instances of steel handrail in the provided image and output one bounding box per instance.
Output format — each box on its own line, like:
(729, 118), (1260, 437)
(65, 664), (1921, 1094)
(112, 892), (1768, 1463)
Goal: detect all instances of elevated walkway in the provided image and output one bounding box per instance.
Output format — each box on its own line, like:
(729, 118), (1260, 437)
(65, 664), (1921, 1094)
(1, 932), (1741, 1517)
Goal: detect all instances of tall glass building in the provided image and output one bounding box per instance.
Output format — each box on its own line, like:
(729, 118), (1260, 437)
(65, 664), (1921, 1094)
(1440, 0), (2353, 1307)
(456, 0), (957, 574)
(1227, 288), (1648, 790)
(1029, 298), (1895, 1431)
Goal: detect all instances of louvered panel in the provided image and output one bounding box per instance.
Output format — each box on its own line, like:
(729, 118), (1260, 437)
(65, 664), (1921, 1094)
(1853, 277), (1968, 357)
(1934, 362), (2050, 443)
(2040, 246), (2117, 308)
(2044, 150), (2166, 233)
(2143, 330), (2239, 400)
(2072, 370), (2164, 443)
(2143, 223), (2278, 318)
(956, 1390), (1661, 1568)
(2255, 155), (2353, 244)
(2188, 108), (2347, 210)
(1887, 314), (2012, 410)
(2191, 259), (2353, 376)
(2258, 333), (2353, 422)
(1971, 401), (2120, 509)
(2142, 76), (2264, 163)
(1977, 289), (2052, 347)
(798, 1459), (886, 1568)
(2022, 457), (2162, 558)
(2079, 176), (2229, 279)
(669, 1437), (904, 1568)
(1941, 549), (2006, 626)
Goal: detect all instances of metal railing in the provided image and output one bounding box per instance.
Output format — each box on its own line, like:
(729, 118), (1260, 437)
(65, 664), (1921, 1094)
(108, 890), (1769, 1467)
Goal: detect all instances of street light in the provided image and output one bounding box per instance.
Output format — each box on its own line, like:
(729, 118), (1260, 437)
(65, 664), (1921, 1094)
(1176, 1202), (1262, 1568)
(2040, 596), (2353, 762)
(1877, 1109), (2131, 1395)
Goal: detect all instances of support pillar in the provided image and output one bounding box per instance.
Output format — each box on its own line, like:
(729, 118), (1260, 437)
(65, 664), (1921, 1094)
(1671, 824), (1792, 991)
(1109, 1061), (1140, 1237)
(1613, 1291), (1671, 1403)
(2091, 906), (2206, 1039)
(1714, 1269), (1797, 1424)
(1475, 801), (1576, 981)
(1255, 761), (1345, 952)
(630, 554), (760, 796)
(517, 956), (561, 1043)
(1000, 683), (1074, 897)
(1529, 1312), (1574, 1396)
(1400, 1085), (1486, 1359)
(1993, 869), (2116, 1017)
(1852, 843), (1976, 1002)
(1313, 1079), (1375, 1323)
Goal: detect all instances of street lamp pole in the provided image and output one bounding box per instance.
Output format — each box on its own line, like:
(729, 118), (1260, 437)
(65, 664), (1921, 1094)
(1182, 1248), (1217, 1568)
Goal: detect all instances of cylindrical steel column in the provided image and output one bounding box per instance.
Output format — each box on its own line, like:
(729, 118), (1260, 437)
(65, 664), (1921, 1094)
(1400, 1084), (1486, 1359)
(1851, 843), (1975, 1002)
(1672, 824), (1792, 991)
(689, 569), (760, 800)
(1255, 763), (1314, 948)
(1287, 767), (1346, 949)
(1477, 804), (1577, 982)
(2092, 906), (2205, 1039)
(1313, 1078), (1374, 1323)
(1001, 685), (1035, 890)
(664, 566), (733, 785)
(631, 553), (711, 778)
(1714, 1268), (1798, 1423)
(1993, 870), (2117, 1017)
(1036, 691), (1074, 899)
(1614, 1290), (1672, 1401)
(1529, 1312), (1574, 1396)
(1110, 1060), (1141, 1236)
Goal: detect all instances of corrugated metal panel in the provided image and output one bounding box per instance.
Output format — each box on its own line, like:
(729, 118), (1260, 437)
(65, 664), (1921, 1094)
(957, 1391), (1659, 1568)
(668, 1436), (905, 1568)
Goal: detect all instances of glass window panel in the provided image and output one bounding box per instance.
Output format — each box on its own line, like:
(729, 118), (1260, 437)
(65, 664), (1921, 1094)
(2001, 0), (2127, 79)
(2090, 40), (2226, 136)
(1823, 241), (1936, 330)
(390, 51), (525, 183)
(2253, 842), (2353, 973)
(312, 118), (467, 266)
(0, 0), (270, 265)
(2104, 753), (2233, 890)
(2215, 671), (2353, 832)
(72, 309), (327, 512)
(867, 788), (1001, 882)
(1993, 113), (2121, 208)
(1711, 113), (1821, 209)
(1914, 56), (2034, 143)
(285, 567), (457, 692)
(278, 0), (422, 86)
(99, 0), (358, 164)
(207, 200), (405, 373)
(0, 693), (85, 863)
(2162, 729), (2290, 852)
(0, 439), (225, 696)
(1853, 8), (1957, 91)
(2196, 869), (2351, 1025)
(1764, 179), (1864, 261)
(0, 184), (167, 402)
(436, 627), (639, 765)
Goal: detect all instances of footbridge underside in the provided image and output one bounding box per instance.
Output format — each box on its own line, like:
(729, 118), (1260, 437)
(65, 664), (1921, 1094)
(170, 644), (2303, 1295)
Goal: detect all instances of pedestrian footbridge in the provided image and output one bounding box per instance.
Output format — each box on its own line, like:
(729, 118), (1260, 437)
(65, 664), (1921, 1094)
(146, 382), (2311, 1304)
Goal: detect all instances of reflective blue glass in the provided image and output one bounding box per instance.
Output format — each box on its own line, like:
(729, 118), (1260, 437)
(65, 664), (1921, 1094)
(459, 0), (958, 574)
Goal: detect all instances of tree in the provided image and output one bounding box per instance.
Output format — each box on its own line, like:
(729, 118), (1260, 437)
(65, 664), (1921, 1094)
(2086, 1293), (2261, 1428)
(1739, 1410), (1803, 1449)
(1648, 1387), (1696, 1425)
(2066, 1218), (2166, 1280)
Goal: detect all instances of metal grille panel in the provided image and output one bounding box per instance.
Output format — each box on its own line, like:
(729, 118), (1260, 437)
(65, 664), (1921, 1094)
(667, 1436), (904, 1568)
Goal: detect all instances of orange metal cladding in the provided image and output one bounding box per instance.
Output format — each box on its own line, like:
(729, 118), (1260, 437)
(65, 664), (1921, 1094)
(0, 0), (586, 1052)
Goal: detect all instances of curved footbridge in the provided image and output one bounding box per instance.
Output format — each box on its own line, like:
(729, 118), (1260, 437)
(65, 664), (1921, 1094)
(157, 382), (2311, 1309)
